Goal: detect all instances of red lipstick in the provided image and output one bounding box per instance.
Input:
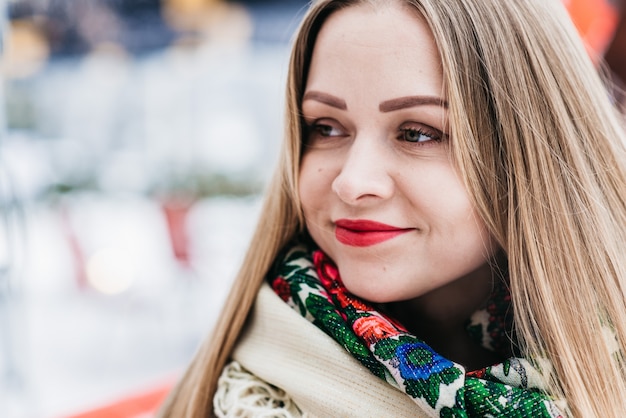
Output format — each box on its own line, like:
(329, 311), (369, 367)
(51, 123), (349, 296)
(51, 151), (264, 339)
(335, 219), (412, 247)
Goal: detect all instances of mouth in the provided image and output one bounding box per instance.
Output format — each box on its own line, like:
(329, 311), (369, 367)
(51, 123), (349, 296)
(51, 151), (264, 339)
(334, 219), (413, 247)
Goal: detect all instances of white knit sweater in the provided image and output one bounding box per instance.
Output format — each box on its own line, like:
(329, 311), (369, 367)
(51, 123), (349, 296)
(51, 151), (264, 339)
(214, 283), (431, 418)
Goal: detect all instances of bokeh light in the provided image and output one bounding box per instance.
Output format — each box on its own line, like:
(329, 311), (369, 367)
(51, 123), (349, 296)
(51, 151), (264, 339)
(86, 247), (136, 295)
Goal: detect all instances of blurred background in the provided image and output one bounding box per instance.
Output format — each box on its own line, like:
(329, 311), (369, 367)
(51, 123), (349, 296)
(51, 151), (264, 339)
(0, 0), (307, 416)
(0, 0), (623, 417)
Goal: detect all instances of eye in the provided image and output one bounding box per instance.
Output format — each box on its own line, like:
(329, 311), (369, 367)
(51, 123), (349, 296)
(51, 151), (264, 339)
(398, 124), (442, 144)
(305, 119), (347, 140)
(315, 123), (343, 137)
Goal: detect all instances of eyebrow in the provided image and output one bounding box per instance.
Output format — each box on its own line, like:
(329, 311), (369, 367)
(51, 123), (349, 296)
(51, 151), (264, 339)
(379, 96), (448, 112)
(302, 91), (348, 110)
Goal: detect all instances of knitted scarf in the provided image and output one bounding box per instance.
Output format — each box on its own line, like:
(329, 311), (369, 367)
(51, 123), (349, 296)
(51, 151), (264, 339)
(269, 242), (564, 418)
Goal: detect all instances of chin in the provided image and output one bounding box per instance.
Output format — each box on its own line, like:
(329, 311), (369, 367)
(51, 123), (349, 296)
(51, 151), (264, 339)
(341, 278), (407, 304)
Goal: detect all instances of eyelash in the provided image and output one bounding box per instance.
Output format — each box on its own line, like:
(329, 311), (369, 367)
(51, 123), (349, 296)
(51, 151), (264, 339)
(397, 126), (442, 144)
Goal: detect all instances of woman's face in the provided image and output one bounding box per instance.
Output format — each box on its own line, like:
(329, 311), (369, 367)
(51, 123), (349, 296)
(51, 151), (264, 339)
(299, 3), (498, 304)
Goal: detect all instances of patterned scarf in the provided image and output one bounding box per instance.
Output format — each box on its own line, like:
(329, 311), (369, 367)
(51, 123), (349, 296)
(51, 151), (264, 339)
(269, 242), (564, 418)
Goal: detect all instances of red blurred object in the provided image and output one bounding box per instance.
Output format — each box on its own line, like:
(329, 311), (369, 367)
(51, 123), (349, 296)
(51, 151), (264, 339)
(59, 206), (88, 290)
(161, 197), (195, 268)
(565, 0), (619, 57)
(65, 383), (172, 418)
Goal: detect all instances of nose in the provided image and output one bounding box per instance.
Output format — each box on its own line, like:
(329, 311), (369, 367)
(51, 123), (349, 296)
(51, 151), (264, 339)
(331, 135), (394, 205)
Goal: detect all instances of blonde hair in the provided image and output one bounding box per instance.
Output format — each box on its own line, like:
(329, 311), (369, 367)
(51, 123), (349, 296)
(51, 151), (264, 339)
(159, 0), (626, 417)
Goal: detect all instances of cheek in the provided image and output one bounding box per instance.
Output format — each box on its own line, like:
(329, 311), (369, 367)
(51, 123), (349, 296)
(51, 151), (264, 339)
(298, 155), (315, 210)
(298, 153), (332, 210)
(299, 156), (334, 247)
(448, 207), (498, 269)
(415, 167), (497, 257)
(474, 221), (499, 259)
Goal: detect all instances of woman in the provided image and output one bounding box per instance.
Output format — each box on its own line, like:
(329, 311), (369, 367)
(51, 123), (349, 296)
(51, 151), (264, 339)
(160, 0), (626, 416)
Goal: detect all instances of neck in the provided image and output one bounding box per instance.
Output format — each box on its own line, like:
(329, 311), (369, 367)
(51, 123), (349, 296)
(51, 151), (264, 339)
(387, 262), (505, 370)
(397, 308), (504, 370)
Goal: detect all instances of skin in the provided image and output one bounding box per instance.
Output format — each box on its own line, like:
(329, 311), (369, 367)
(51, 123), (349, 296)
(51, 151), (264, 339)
(298, 2), (503, 368)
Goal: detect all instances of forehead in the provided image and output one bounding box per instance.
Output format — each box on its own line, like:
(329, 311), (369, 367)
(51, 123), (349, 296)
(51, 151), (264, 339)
(306, 2), (444, 101)
(318, 2), (429, 49)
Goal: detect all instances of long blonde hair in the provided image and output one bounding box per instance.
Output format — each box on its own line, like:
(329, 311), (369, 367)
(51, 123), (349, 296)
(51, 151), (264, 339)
(160, 0), (626, 416)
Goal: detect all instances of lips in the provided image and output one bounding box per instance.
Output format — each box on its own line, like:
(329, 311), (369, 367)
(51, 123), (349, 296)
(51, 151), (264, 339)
(335, 219), (412, 247)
